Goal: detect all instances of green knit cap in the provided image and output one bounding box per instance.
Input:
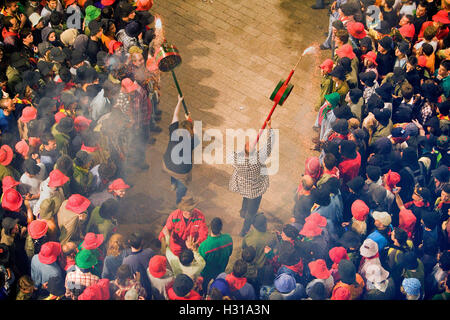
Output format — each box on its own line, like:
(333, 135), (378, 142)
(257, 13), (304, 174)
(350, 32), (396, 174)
(85, 5), (101, 23)
(324, 92), (340, 108)
(75, 249), (98, 269)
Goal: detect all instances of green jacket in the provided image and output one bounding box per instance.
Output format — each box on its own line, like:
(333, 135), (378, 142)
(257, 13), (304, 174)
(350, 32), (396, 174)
(316, 75), (334, 111)
(72, 165), (93, 196)
(86, 206), (115, 241)
(0, 164), (20, 181)
(51, 123), (71, 156)
(198, 233), (233, 282)
(242, 228), (277, 270)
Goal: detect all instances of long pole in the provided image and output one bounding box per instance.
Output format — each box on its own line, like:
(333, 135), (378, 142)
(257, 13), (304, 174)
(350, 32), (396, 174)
(171, 70), (189, 115)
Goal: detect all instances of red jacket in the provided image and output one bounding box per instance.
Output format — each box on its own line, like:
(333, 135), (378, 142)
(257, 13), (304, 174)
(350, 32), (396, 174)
(338, 152), (361, 185)
(159, 208), (208, 256)
(167, 288), (202, 300)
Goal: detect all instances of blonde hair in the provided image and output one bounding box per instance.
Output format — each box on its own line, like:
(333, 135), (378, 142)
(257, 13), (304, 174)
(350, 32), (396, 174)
(107, 233), (126, 256)
(351, 218), (367, 236)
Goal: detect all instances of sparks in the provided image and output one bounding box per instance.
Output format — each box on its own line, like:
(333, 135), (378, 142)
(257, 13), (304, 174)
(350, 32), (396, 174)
(302, 45), (317, 56)
(155, 17), (162, 29)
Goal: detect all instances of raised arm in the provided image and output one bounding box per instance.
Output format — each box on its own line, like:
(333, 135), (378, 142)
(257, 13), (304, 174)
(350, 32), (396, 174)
(171, 95), (188, 124)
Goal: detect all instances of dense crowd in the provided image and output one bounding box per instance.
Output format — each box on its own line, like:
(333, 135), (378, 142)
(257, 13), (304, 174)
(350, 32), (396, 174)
(0, 0), (449, 301)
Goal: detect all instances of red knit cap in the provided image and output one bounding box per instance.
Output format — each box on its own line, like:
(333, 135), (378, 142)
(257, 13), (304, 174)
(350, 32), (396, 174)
(331, 286), (351, 300)
(148, 255), (167, 278)
(329, 246), (349, 264)
(399, 208), (416, 238)
(305, 212), (327, 228)
(351, 199), (369, 221)
(399, 23), (415, 39)
(19, 106), (38, 123)
(384, 170), (401, 189)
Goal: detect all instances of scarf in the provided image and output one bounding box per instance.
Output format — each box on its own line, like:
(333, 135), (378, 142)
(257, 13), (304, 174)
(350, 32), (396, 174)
(359, 252), (379, 270)
(225, 273), (247, 292)
(81, 143), (99, 153)
(284, 259), (304, 276)
(318, 101), (333, 126)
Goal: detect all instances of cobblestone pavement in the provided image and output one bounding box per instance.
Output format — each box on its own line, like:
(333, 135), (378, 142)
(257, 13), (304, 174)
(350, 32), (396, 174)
(118, 0), (330, 263)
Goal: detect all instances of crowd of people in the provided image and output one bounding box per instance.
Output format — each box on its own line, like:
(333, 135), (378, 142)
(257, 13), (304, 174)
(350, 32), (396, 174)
(0, 0), (449, 301)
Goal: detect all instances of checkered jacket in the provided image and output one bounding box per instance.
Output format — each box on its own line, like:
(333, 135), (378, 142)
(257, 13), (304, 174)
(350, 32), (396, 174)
(229, 130), (274, 199)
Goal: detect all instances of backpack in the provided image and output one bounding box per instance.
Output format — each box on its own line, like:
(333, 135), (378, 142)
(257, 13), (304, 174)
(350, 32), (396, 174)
(404, 161), (429, 187)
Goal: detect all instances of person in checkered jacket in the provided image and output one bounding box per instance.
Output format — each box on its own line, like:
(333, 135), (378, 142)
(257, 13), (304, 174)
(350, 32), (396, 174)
(229, 120), (275, 237)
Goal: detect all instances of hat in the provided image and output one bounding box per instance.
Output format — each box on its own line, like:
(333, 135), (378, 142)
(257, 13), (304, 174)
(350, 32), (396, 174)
(359, 70), (377, 86)
(338, 259), (356, 284)
(60, 28), (79, 47)
(332, 119), (349, 136)
(359, 238), (379, 257)
(324, 92), (340, 108)
(85, 5), (101, 23)
(396, 41), (410, 55)
(305, 212), (327, 228)
(47, 276), (65, 296)
(404, 122), (419, 137)
(66, 194), (91, 214)
(331, 286), (351, 300)
(74, 116), (92, 132)
(28, 220), (48, 240)
(379, 36), (393, 50)
(437, 135), (449, 150)
(15, 140), (29, 158)
(108, 178), (130, 192)
(19, 106), (38, 123)
(421, 210), (440, 229)
(300, 219), (323, 238)
(209, 278), (231, 297)
(351, 199), (369, 221)
(173, 274), (194, 297)
(432, 165), (449, 183)
(75, 249), (98, 269)
(402, 277), (421, 296)
(365, 264), (389, 283)
(399, 23), (415, 39)
(329, 65), (346, 81)
(108, 40), (123, 54)
(0, 145), (13, 166)
(121, 78), (139, 93)
(372, 211), (392, 226)
(274, 273), (296, 293)
(29, 12), (43, 27)
(148, 255), (167, 278)
(347, 176), (364, 192)
(253, 213), (267, 232)
(48, 169), (69, 188)
(38, 241), (62, 264)
(329, 247), (349, 264)
(177, 195), (199, 212)
(136, 0), (153, 11)
(71, 50), (86, 66)
(373, 108), (391, 127)
(65, 0), (76, 7)
(384, 170), (401, 188)
(305, 157), (322, 180)
(335, 44), (356, 60)
(78, 284), (103, 300)
(49, 47), (67, 63)
(399, 208), (416, 237)
(2, 176), (20, 191)
(432, 10), (450, 24)
(361, 51), (378, 66)
(347, 21), (366, 39)
(308, 259), (331, 279)
(56, 117), (74, 134)
(391, 127), (408, 141)
(375, 20), (391, 35)
(2, 188), (23, 212)
(319, 58), (334, 73)
(402, 251), (419, 270)
(125, 21), (142, 38)
(101, 0), (115, 5)
(88, 20), (102, 35)
(82, 233), (104, 250)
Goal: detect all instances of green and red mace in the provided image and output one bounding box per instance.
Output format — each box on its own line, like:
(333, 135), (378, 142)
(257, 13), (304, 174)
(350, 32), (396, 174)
(155, 41), (189, 115)
(254, 46), (317, 147)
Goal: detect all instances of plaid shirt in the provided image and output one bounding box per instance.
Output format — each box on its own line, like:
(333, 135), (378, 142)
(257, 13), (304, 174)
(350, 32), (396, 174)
(420, 102), (434, 126)
(65, 267), (99, 300)
(229, 130), (274, 199)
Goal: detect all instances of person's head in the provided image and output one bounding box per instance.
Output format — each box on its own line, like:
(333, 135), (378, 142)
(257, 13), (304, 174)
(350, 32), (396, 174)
(99, 198), (119, 220)
(127, 232), (143, 250)
(20, 28), (33, 46)
(399, 14), (413, 27)
(50, 11), (63, 27)
(3, 16), (19, 33)
(400, 81), (414, 101)
(55, 155), (74, 177)
(241, 246), (256, 263)
(98, 161), (117, 183)
(438, 60), (450, 79)
(131, 52), (145, 68)
(440, 183), (450, 202)
(0, 98), (16, 113)
(179, 249), (194, 266)
(106, 233), (126, 257)
(5, 0), (19, 13)
(232, 259), (248, 278)
(116, 264), (132, 285)
(416, 1), (427, 17)
(179, 119), (194, 138)
(335, 29), (349, 47)
(210, 217), (222, 236)
(421, 43), (434, 57)
(323, 153), (337, 171)
(47, 0), (58, 10)
(391, 227), (408, 246)
(62, 241), (77, 258)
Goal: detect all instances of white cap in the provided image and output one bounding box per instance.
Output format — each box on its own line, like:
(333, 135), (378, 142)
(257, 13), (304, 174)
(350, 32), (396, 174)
(28, 13), (43, 27)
